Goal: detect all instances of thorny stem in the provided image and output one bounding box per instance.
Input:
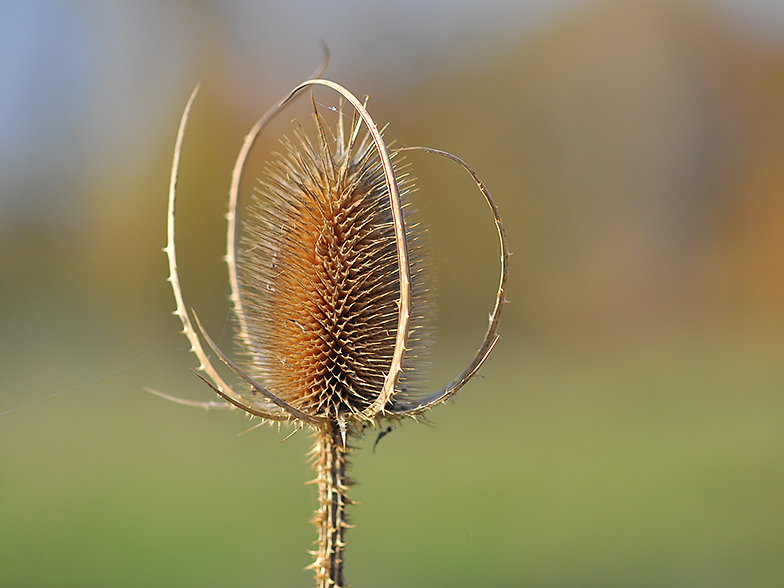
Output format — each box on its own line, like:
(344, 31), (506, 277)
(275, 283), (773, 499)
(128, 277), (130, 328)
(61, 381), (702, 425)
(308, 425), (352, 587)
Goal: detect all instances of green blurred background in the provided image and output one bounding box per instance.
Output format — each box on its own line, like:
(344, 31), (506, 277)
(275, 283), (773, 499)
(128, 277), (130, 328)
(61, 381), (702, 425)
(2, 0), (783, 586)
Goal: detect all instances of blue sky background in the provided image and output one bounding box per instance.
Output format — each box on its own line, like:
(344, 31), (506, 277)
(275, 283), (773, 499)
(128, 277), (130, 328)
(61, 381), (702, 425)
(2, 0), (782, 220)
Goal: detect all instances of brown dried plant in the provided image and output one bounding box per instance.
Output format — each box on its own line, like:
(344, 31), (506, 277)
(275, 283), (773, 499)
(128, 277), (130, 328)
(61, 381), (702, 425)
(151, 55), (508, 587)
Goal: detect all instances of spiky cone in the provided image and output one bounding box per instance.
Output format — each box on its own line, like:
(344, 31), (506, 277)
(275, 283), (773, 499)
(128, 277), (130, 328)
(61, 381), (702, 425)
(157, 70), (509, 588)
(237, 99), (432, 429)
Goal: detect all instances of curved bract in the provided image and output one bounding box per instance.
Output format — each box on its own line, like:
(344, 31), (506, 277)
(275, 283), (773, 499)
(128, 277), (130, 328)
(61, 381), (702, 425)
(388, 147), (509, 416)
(156, 83), (289, 422)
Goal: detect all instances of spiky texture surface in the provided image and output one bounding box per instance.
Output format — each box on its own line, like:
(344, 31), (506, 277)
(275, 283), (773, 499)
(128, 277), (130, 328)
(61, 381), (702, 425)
(237, 107), (433, 424)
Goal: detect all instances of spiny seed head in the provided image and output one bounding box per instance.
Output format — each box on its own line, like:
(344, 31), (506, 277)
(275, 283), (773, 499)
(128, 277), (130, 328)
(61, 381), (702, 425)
(236, 104), (434, 424)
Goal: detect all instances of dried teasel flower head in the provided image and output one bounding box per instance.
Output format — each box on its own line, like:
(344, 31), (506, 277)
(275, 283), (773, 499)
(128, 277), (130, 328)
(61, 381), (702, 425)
(152, 55), (508, 588)
(236, 97), (434, 427)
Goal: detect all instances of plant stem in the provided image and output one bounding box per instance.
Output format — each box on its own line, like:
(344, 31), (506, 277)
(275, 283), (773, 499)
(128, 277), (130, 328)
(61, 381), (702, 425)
(308, 424), (352, 587)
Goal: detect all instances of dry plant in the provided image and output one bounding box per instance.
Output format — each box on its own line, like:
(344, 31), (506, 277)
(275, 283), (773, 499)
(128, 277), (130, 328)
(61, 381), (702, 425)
(150, 54), (508, 587)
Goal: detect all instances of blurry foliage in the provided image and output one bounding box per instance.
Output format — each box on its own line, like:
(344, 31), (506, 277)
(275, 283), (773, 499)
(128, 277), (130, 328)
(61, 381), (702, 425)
(395, 0), (784, 343)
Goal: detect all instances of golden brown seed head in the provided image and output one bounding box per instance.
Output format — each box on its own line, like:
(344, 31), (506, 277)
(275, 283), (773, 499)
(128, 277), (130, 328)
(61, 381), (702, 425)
(237, 107), (433, 423)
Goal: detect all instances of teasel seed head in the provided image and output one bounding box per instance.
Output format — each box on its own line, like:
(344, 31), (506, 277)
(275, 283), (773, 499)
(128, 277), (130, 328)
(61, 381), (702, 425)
(237, 101), (434, 426)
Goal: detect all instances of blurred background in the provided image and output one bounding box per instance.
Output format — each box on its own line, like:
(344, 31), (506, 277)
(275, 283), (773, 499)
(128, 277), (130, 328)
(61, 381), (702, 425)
(1, 0), (783, 586)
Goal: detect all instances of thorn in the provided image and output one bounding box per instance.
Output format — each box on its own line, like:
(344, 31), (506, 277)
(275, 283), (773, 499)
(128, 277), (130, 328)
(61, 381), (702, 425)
(275, 425), (302, 444)
(337, 414), (348, 448)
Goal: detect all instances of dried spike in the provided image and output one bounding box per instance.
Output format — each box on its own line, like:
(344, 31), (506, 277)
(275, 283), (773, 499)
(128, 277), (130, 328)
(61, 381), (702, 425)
(144, 387), (234, 410)
(310, 92), (337, 185)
